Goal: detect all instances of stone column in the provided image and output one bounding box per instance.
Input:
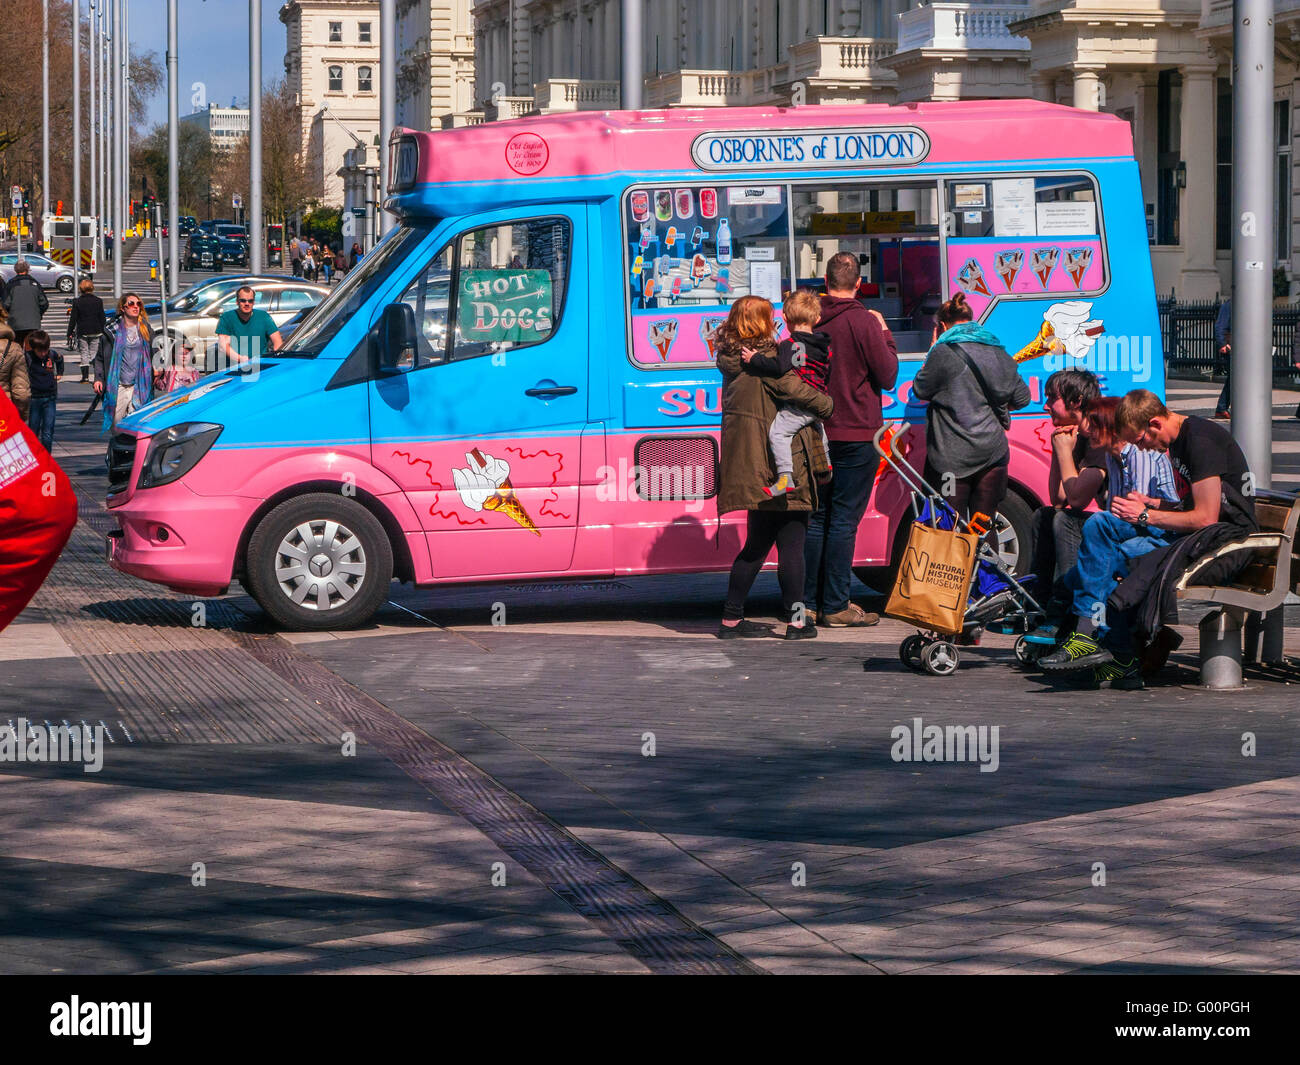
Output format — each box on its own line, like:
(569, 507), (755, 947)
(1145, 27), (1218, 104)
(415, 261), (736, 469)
(1071, 65), (1103, 111)
(1133, 73), (1160, 220)
(1179, 60), (1221, 298)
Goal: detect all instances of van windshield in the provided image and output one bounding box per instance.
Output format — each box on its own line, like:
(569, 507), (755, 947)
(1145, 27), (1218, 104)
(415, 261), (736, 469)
(279, 223), (433, 357)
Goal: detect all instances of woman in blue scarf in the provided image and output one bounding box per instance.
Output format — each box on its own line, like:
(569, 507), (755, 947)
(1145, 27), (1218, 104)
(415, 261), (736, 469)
(92, 292), (155, 433)
(911, 292), (1030, 545)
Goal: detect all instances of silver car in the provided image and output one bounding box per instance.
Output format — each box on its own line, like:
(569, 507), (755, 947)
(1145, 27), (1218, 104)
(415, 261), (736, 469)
(0, 252), (77, 293)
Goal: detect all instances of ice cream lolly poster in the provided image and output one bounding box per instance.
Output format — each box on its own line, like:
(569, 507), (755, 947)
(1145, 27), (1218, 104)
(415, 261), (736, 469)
(946, 237), (1103, 319)
(631, 307), (784, 366)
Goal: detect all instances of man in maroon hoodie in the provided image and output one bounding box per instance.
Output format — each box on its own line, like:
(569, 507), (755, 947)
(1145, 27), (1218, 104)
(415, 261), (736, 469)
(803, 252), (899, 626)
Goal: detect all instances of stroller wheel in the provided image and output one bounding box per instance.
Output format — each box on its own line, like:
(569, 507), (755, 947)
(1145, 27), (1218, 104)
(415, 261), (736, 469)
(900, 634), (927, 670)
(921, 641), (960, 676)
(1014, 635), (1048, 665)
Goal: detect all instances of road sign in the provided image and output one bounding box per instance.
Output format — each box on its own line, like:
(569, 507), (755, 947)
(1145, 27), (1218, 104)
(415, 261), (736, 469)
(232, 194), (243, 210)
(149, 259), (158, 268)
(10, 186), (21, 210)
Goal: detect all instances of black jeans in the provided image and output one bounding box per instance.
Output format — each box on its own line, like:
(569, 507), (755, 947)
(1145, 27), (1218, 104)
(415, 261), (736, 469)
(1031, 505), (1085, 615)
(925, 458), (1009, 556)
(724, 510), (809, 622)
(803, 439), (876, 614)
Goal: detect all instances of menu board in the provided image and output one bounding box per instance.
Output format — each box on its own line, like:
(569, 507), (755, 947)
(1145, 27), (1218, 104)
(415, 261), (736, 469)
(992, 179), (1036, 237)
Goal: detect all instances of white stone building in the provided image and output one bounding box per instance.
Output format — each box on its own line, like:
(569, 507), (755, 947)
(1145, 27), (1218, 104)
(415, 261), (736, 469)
(396, 0), (478, 129)
(453, 0), (1300, 299)
(281, 0), (382, 208)
(179, 104), (251, 151)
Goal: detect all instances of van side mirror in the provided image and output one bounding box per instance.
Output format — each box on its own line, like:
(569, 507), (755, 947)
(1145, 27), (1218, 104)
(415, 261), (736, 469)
(377, 302), (418, 373)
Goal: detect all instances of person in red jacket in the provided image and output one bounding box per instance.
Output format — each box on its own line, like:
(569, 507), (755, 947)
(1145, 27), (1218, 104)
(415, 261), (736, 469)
(802, 252), (899, 627)
(0, 386), (77, 633)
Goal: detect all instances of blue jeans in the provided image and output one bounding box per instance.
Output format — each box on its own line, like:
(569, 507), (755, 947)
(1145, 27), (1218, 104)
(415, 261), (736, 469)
(28, 395), (56, 452)
(1068, 511), (1172, 636)
(803, 439), (876, 614)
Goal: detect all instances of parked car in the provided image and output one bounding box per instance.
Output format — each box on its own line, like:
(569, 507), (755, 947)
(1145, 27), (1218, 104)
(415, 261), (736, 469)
(215, 225), (250, 267)
(178, 216), (198, 236)
(0, 251), (76, 293)
(186, 232), (225, 271)
(106, 274), (290, 330)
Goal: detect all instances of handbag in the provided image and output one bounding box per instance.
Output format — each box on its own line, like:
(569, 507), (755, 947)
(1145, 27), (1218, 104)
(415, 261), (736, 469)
(954, 345), (1011, 430)
(885, 520), (980, 635)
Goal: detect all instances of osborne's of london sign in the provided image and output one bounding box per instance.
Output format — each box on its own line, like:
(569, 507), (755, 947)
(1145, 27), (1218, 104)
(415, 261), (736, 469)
(690, 127), (931, 171)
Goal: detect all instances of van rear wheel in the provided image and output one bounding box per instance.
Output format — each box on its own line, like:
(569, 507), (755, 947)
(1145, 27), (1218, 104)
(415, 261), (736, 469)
(246, 493), (392, 631)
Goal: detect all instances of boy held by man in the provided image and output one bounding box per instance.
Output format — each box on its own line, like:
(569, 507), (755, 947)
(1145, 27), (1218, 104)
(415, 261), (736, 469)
(740, 289), (833, 498)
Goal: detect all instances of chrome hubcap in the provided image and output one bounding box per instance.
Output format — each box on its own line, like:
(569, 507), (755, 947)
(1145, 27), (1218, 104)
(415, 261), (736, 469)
(274, 520), (366, 611)
(995, 513), (1019, 570)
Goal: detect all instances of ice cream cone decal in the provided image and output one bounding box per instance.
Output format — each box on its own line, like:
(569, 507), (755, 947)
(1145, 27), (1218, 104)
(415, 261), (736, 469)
(648, 319), (678, 361)
(1014, 321), (1058, 363)
(700, 316), (725, 359)
(994, 249), (1023, 291)
(1064, 247), (1093, 288)
(1031, 247), (1060, 288)
(956, 258), (991, 297)
(451, 448), (541, 535)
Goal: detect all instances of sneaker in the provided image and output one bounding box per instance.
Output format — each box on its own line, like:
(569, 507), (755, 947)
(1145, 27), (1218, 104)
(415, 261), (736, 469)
(1039, 631), (1114, 672)
(784, 622), (818, 641)
(1092, 655), (1144, 690)
(1213, 410), (1231, 420)
(821, 603), (880, 627)
(716, 619), (773, 640)
(1022, 621), (1062, 645)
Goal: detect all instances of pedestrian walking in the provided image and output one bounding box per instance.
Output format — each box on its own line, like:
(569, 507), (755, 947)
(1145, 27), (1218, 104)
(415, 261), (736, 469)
(23, 330), (62, 452)
(334, 247), (349, 279)
(302, 247), (317, 284)
(1213, 298), (1231, 419)
(290, 235), (303, 278)
(1, 259), (50, 346)
(802, 251), (898, 627)
(0, 307), (31, 421)
(215, 285), (283, 366)
(350, 242), (362, 269)
(911, 292), (1030, 554)
(66, 278), (106, 384)
(715, 295), (834, 641)
(157, 333), (200, 394)
(93, 292), (155, 432)
(322, 249), (333, 285)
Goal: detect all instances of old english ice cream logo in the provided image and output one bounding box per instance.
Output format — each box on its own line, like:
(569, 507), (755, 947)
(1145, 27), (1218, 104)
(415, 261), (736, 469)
(648, 319), (678, 361)
(994, 249), (1023, 291)
(699, 316), (726, 359)
(1014, 300), (1104, 363)
(504, 132), (549, 176)
(955, 258), (990, 297)
(0, 429), (38, 490)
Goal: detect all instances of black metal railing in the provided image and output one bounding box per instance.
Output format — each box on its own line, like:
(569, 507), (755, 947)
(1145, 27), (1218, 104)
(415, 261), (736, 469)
(1160, 291), (1300, 383)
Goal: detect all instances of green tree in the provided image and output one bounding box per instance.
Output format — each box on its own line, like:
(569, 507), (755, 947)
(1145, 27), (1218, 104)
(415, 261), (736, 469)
(138, 122), (216, 218)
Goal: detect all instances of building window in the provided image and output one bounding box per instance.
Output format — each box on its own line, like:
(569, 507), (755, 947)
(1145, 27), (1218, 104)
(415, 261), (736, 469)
(359, 22), (371, 43)
(358, 66), (372, 93)
(1276, 100), (1292, 264)
(328, 65), (343, 93)
(1156, 69), (1182, 247)
(329, 21), (342, 43)
(1216, 78), (1232, 252)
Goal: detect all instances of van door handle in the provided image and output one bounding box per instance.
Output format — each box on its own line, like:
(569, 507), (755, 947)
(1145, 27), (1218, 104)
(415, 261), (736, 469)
(525, 383), (578, 398)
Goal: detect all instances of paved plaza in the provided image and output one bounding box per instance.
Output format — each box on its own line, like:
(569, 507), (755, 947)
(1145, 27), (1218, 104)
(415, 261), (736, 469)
(1, 378), (1298, 975)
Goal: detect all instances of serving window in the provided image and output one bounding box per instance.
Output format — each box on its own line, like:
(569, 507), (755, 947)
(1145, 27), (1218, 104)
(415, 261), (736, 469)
(624, 185), (790, 366)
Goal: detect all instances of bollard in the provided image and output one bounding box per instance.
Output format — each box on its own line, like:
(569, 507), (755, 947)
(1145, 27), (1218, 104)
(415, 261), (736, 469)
(1199, 608), (1245, 689)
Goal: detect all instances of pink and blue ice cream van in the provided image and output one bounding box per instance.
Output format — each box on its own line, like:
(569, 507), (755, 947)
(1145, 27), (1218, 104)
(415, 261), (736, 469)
(105, 100), (1162, 630)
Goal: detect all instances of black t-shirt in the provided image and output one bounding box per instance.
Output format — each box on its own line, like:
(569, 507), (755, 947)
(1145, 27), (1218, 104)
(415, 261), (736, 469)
(1166, 415), (1254, 529)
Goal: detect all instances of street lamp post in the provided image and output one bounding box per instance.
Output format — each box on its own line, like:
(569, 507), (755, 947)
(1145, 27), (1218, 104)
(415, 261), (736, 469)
(249, 0), (264, 274)
(379, 0), (396, 237)
(73, 0), (83, 279)
(111, 0), (122, 298)
(167, 0), (179, 293)
(621, 0), (643, 109)
(42, 0), (50, 233)
(89, 0), (97, 263)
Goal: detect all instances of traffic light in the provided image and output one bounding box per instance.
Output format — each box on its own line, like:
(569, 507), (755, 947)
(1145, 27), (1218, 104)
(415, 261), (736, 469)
(56, 199), (64, 215)
(22, 187), (30, 210)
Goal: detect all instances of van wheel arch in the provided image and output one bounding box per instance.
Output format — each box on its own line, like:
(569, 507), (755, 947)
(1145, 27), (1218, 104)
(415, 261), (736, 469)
(235, 481), (415, 587)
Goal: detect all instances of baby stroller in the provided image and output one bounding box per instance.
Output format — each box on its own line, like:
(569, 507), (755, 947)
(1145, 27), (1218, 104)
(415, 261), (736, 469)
(873, 425), (1049, 675)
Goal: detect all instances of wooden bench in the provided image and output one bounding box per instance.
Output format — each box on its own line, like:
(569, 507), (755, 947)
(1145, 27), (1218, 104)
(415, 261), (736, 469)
(1175, 490), (1300, 688)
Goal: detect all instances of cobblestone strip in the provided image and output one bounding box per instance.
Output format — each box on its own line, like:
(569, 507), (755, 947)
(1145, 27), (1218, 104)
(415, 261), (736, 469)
(227, 628), (765, 975)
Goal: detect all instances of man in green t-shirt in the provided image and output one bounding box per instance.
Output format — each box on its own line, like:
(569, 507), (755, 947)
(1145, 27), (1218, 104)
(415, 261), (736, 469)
(215, 286), (283, 365)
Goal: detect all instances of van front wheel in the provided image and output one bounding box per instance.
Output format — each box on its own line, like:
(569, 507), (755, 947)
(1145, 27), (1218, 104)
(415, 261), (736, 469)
(246, 493), (393, 631)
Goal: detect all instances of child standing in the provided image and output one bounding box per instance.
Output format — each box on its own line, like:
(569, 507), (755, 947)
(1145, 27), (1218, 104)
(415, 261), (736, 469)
(24, 330), (63, 453)
(740, 289), (833, 497)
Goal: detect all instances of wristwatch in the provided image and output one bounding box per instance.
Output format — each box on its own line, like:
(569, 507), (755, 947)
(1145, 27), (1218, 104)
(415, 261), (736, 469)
(1137, 506), (1149, 526)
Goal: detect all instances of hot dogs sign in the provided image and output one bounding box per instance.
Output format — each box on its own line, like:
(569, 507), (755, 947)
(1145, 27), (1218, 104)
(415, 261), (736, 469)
(459, 268), (554, 344)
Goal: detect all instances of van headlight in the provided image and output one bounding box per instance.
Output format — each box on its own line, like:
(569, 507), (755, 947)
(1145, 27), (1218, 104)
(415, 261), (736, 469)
(138, 422), (223, 489)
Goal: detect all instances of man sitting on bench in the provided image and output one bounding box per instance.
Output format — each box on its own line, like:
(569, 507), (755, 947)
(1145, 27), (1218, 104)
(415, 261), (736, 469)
(1039, 389), (1256, 689)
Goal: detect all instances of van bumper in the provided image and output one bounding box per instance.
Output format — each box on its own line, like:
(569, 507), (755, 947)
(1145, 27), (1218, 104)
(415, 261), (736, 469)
(107, 479), (249, 597)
